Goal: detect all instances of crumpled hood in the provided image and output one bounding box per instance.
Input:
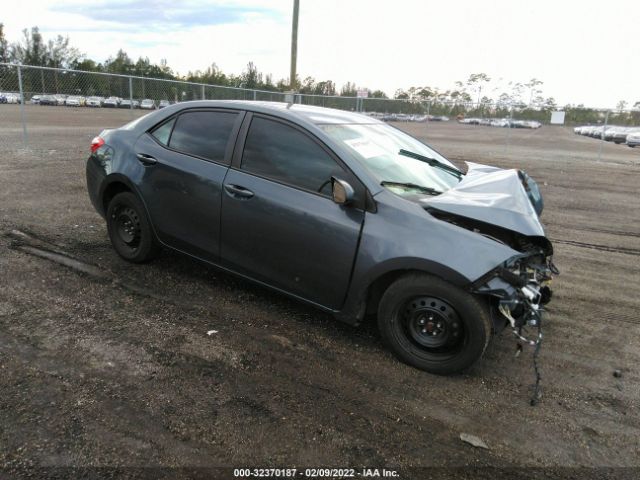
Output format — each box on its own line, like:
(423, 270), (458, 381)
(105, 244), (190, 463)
(421, 162), (545, 237)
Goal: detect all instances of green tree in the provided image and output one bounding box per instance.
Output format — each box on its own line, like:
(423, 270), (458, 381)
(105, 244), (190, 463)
(0, 23), (8, 63)
(370, 90), (387, 99)
(525, 78), (544, 106)
(11, 27), (48, 65)
(466, 73), (491, 104)
(340, 81), (357, 97)
(543, 97), (557, 111)
(394, 89), (409, 99)
(104, 49), (133, 74)
(616, 100), (627, 113)
(241, 61), (262, 89)
(46, 34), (82, 68)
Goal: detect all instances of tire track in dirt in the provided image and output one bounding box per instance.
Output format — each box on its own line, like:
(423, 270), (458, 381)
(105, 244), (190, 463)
(548, 224), (640, 238)
(550, 238), (640, 256)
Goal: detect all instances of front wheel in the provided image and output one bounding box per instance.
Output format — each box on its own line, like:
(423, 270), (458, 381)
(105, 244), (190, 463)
(377, 273), (492, 375)
(106, 191), (160, 263)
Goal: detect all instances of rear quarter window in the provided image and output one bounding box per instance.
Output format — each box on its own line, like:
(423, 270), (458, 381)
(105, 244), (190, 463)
(150, 118), (176, 145)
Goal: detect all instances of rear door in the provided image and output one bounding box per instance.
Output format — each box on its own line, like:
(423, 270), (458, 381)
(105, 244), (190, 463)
(134, 109), (243, 261)
(220, 114), (365, 309)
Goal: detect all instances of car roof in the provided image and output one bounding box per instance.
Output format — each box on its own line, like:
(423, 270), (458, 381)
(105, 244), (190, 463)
(125, 100), (387, 195)
(157, 100), (382, 126)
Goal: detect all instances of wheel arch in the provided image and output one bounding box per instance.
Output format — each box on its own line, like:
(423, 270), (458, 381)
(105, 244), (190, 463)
(100, 174), (141, 216)
(100, 173), (162, 247)
(337, 258), (472, 326)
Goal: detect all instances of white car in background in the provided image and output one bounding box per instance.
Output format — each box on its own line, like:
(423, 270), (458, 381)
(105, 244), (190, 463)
(2, 92), (23, 104)
(626, 131), (640, 148)
(86, 96), (103, 107)
(65, 95), (83, 107)
(140, 99), (156, 110)
(612, 127), (640, 144)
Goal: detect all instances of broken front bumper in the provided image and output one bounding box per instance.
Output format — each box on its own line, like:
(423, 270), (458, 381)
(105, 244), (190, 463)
(472, 251), (557, 343)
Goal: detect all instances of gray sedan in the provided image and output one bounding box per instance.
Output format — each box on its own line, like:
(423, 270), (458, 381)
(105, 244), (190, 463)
(86, 101), (556, 374)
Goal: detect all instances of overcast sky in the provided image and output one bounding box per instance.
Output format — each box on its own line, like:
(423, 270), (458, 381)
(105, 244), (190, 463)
(3, 0), (639, 107)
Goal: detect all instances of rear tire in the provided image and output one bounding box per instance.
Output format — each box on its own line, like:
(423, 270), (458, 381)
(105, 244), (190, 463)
(106, 192), (160, 263)
(377, 273), (491, 375)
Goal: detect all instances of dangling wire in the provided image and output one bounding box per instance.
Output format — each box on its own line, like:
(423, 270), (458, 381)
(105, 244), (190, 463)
(529, 312), (543, 406)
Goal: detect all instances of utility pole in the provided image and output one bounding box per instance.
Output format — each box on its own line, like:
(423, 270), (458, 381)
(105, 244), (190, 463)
(290, 0), (299, 91)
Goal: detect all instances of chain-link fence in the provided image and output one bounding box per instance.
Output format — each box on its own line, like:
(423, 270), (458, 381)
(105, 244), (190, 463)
(1, 63), (639, 162)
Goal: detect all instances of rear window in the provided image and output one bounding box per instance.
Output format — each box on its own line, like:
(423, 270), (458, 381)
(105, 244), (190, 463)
(168, 111), (238, 162)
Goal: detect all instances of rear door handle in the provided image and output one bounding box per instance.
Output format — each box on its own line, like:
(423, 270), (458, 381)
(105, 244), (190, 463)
(224, 184), (254, 199)
(136, 153), (157, 165)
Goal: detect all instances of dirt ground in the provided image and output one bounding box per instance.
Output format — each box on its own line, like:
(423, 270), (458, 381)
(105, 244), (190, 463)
(0, 105), (639, 479)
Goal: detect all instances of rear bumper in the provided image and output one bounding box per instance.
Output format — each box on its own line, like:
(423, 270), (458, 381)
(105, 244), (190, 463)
(86, 155), (106, 217)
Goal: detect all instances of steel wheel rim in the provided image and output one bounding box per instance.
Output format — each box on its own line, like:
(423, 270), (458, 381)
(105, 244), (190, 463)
(113, 206), (141, 249)
(402, 296), (464, 352)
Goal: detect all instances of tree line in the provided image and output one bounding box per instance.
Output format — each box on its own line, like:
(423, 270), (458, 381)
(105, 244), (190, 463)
(1, 25), (638, 125)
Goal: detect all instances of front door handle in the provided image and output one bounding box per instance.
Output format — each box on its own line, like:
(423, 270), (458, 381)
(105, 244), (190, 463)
(136, 153), (157, 165)
(224, 184), (254, 199)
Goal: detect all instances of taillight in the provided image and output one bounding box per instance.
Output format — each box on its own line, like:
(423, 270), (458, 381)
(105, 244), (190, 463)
(90, 136), (105, 153)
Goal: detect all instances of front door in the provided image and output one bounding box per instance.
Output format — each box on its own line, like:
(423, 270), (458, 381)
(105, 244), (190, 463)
(220, 115), (365, 309)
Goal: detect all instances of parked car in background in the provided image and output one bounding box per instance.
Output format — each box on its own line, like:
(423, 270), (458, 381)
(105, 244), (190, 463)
(1, 92), (23, 104)
(65, 95), (84, 107)
(86, 96), (103, 107)
(140, 99), (156, 110)
(103, 97), (121, 108)
(119, 99), (140, 109)
(39, 95), (57, 106)
(31, 95), (42, 104)
(603, 126), (622, 142)
(86, 101), (556, 374)
(159, 100), (171, 109)
(626, 131), (640, 148)
(613, 127), (640, 144)
(490, 118), (510, 127)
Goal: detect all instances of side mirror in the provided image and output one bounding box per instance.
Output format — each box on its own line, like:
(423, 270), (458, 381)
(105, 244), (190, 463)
(331, 177), (355, 205)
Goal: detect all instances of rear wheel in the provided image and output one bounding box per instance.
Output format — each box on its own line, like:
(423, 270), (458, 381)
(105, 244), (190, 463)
(377, 273), (491, 375)
(106, 192), (160, 263)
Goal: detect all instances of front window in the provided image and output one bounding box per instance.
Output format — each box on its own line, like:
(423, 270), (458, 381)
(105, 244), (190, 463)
(241, 116), (345, 196)
(319, 123), (461, 196)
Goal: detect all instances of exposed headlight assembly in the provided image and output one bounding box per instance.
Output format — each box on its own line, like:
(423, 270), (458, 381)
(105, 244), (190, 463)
(473, 252), (559, 405)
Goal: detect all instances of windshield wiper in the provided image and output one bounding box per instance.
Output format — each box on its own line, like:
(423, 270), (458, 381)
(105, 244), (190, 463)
(398, 149), (464, 179)
(381, 181), (442, 195)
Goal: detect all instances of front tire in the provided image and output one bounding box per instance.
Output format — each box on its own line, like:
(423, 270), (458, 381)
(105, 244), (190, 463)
(377, 273), (491, 375)
(106, 191), (160, 263)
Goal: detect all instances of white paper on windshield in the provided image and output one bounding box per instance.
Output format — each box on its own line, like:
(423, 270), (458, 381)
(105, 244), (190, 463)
(343, 138), (386, 159)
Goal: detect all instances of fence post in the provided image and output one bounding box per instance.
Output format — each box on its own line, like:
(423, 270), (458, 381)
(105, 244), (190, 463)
(128, 76), (133, 117)
(253, 90), (257, 101)
(597, 110), (609, 162)
(201, 84), (205, 100)
(426, 101), (431, 129)
(504, 104), (514, 155)
(17, 64), (28, 147)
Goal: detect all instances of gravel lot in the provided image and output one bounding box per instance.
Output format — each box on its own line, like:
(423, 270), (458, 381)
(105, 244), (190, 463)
(1, 105), (639, 478)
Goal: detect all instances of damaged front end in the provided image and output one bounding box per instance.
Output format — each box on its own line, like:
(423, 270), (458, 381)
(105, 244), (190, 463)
(472, 249), (558, 405)
(420, 162), (558, 340)
(421, 162), (559, 403)
(472, 250), (557, 342)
